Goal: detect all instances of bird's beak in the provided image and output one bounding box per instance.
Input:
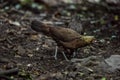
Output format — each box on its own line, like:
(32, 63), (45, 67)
(82, 36), (95, 44)
(91, 38), (97, 44)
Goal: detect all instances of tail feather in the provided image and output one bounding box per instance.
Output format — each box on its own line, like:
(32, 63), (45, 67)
(31, 20), (50, 35)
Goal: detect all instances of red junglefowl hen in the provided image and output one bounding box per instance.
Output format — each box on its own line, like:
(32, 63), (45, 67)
(31, 20), (94, 61)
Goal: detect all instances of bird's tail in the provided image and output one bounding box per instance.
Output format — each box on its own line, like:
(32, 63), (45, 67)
(31, 20), (51, 35)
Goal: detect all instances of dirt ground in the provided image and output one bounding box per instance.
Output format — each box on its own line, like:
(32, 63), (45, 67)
(0, 1), (120, 80)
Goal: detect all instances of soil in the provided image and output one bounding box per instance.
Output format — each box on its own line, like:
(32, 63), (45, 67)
(0, 1), (120, 80)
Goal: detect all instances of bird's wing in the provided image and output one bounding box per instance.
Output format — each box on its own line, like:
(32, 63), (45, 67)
(59, 38), (84, 49)
(50, 27), (82, 42)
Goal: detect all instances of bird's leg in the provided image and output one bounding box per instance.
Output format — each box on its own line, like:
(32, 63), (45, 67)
(62, 51), (69, 61)
(72, 51), (76, 58)
(54, 46), (58, 60)
(54, 46), (69, 61)
(72, 50), (77, 58)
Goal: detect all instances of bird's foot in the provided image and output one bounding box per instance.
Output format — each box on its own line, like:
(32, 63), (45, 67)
(54, 55), (57, 60)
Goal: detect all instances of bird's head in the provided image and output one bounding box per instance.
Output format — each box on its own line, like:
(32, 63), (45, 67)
(82, 36), (95, 44)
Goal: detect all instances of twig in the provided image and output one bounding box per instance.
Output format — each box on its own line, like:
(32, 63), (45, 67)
(0, 68), (19, 75)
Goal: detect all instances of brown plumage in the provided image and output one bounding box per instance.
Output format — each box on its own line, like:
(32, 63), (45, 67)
(31, 20), (94, 60)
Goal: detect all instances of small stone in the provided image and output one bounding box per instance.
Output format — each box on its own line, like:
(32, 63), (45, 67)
(27, 64), (32, 67)
(17, 45), (26, 54)
(27, 54), (33, 57)
(68, 72), (77, 78)
(55, 72), (63, 79)
(30, 35), (38, 40)
(9, 20), (21, 26)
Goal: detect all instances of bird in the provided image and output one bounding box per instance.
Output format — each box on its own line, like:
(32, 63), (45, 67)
(31, 20), (94, 61)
